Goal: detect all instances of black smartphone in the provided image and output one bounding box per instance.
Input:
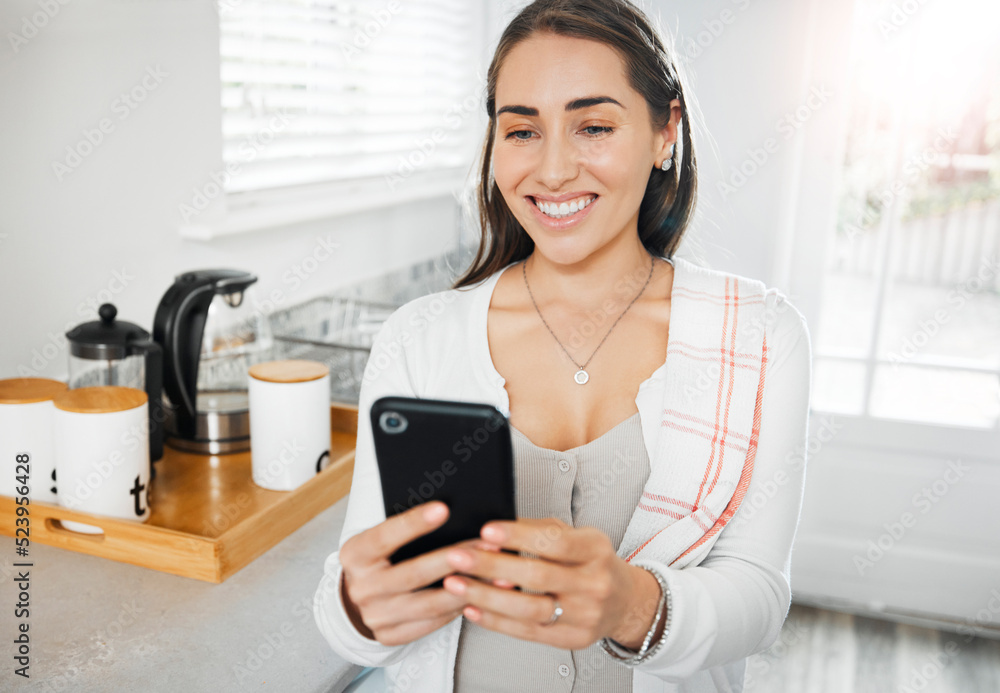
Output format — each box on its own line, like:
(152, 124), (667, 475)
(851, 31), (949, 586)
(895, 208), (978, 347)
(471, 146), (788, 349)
(371, 395), (516, 588)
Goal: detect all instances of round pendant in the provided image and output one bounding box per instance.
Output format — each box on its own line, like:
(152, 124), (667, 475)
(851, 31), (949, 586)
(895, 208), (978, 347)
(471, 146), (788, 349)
(574, 369), (589, 385)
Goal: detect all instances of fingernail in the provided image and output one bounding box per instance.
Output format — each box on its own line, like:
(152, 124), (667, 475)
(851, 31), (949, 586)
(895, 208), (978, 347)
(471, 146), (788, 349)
(464, 606), (481, 621)
(482, 525), (504, 542)
(445, 577), (466, 594)
(424, 503), (446, 522)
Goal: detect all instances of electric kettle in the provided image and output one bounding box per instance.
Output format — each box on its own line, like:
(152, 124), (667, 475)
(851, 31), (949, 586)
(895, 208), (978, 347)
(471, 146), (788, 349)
(66, 303), (164, 463)
(153, 270), (273, 455)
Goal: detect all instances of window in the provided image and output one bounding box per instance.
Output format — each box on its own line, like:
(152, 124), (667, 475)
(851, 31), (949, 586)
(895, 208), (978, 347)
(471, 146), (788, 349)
(187, 0), (483, 238)
(810, 0), (1000, 430)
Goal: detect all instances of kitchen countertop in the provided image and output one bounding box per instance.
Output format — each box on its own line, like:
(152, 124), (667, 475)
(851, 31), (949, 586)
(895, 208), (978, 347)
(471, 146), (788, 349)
(0, 493), (361, 693)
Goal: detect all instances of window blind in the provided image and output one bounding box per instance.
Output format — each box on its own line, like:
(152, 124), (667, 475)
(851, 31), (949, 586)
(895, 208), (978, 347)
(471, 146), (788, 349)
(219, 0), (479, 194)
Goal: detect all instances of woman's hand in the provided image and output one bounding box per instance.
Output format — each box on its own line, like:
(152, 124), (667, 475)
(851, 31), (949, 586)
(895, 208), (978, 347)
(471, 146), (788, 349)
(338, 500), (502, 647)
(440, 517), (663, 651)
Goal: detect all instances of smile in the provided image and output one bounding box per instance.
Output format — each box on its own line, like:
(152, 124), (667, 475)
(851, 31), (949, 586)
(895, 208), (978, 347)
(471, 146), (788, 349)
(531, 194), (597, 220)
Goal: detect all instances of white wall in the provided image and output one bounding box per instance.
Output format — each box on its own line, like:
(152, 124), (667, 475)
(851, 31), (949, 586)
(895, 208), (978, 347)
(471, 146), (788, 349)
(0, 0), (465, 380)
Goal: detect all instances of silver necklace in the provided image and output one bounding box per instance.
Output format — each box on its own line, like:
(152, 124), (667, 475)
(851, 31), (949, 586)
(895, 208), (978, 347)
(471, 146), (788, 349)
(522, 254), (655, 385)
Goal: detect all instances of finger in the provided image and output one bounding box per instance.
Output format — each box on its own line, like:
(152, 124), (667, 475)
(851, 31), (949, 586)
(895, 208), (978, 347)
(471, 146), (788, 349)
(354, 501), (449, 566)
(443, 575), (558, 626)
(461, 604), (582, 650)
(480, 518), (595, 564)
(376, 609), (465, 647)
(445, 546), (576, 594)
(472, 540), (512, 587)
(376, 537), (489, 594)
(362, 587), (468, 632)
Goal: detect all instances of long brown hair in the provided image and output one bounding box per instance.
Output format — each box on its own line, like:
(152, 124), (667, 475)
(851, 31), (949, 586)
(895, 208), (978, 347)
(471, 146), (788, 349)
(451, 0), (698, 290)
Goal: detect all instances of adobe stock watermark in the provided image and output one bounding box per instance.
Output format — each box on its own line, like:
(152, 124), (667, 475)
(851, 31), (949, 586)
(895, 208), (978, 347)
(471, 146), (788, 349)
(578, 449), (632, 506)
(733, 414), (843, 527)
(51, 65), (168, 182)
(894, 587), (1000, 693)
(887, 254), (1000, 367)
(853, 458), (970, 576)
(718, 83), (832, 198)
(384, 71), (486, 192)
(361, 290), (459, 383)
(179, 109), (295, 224)
(217, 0), (244, 15)
(561, 261), (657, 352)
(17, 267), (135, 378)
(876, 0), (932, 40)
(341, 0), (402, 63)
(841, 126), (959, 244)
(387, 411), (507, 514)
(7, 0), (71, 54)
(744, 618), (810, 690)
(681, 292), (795, 408)
(201, 492), (252, 536)
(252, 439), (306, 488)
(214, 233), (341, 352)
(59, 418), (150, 513)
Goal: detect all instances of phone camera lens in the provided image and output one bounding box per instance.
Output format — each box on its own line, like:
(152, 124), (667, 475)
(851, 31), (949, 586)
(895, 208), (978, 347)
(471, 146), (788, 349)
(379, 411), (408, 434)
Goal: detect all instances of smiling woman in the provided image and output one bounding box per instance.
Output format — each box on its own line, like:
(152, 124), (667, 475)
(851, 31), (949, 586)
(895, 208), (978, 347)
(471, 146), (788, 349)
(313, 2), (813, 692)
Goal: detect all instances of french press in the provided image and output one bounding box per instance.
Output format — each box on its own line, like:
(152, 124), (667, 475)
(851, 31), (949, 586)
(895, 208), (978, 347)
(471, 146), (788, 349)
(65, 303), (165, 463)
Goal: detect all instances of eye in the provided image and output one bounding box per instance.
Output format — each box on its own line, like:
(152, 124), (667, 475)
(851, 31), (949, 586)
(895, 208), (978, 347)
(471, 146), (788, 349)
(582, 125), (614, 137)
(504, 129), (534, 141)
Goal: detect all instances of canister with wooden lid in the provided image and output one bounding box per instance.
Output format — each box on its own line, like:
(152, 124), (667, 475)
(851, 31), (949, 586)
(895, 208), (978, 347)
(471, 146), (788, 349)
(248, 360), (331, 491)
(0, 377), (68, 502)
(52, 386), (151, 534)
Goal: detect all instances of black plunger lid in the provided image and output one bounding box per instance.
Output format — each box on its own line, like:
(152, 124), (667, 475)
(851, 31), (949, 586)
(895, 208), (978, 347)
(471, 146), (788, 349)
(66, 303), (152, 360)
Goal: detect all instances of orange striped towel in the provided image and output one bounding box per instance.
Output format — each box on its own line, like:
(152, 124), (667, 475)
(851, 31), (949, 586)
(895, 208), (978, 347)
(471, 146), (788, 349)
(619, 256), (769, 570)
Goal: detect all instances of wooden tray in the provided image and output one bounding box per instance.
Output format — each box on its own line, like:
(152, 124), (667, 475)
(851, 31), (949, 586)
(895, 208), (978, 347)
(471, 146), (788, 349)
(0, 404), (359, 583)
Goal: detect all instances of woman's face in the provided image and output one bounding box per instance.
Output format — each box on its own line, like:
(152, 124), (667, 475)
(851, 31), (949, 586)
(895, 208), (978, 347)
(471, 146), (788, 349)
(492, 31), (678, 265)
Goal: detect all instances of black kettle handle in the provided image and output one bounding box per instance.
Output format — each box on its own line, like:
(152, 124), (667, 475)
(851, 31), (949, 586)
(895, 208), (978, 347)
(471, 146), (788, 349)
(152, 270), (258, 441)
(153, 279), (217, 439)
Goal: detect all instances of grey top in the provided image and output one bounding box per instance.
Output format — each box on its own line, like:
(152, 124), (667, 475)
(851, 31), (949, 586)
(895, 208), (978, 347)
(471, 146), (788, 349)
(453, 411), (652, 692)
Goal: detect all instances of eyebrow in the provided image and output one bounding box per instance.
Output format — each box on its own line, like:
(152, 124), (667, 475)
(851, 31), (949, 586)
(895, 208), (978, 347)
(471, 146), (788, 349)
(496, 96), (624, 117)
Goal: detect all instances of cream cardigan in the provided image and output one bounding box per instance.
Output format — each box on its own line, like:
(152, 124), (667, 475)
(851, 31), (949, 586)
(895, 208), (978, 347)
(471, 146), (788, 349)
(314, 255), (812, 692)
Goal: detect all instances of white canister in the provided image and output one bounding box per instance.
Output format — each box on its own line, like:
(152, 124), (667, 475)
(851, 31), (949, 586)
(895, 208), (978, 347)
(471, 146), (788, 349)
(0, 377), (68, 502)
(248, 360), (331, 491)
(53, 386), (151, 534)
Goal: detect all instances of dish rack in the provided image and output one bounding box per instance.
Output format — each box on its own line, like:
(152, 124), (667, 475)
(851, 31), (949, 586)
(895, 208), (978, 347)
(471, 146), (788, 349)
(269, 296), (401, 405)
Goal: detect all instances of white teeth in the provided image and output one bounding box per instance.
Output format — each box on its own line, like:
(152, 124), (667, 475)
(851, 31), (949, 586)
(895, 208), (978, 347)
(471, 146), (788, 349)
(534, 195), (595, 219)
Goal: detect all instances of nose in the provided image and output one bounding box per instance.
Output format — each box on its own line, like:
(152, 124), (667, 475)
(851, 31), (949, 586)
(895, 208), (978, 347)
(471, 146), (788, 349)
(535, 129), (579, 191)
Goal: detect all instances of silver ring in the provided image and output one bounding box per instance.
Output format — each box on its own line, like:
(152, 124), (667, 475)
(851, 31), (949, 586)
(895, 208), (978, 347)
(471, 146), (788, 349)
(544, 597), (563, 626)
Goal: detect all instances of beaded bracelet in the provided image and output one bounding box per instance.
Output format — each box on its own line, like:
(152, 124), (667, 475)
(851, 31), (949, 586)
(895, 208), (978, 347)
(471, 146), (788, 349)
(598, 566), (672, 666)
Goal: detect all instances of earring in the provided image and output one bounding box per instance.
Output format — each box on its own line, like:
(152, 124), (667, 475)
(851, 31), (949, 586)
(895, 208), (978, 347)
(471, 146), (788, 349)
(660, 144), (676, 172)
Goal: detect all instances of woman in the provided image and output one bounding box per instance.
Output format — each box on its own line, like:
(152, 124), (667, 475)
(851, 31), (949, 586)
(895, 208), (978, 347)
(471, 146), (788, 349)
(314, 0), (812, 691)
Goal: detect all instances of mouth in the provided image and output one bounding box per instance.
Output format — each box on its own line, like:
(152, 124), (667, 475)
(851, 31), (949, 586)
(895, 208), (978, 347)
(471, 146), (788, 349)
(528, 194), (598, 221)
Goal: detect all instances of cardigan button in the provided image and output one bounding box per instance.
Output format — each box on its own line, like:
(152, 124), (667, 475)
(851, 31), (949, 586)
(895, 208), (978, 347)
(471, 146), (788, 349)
(557, 663), (571, 677)
(558, 459), (570, 472)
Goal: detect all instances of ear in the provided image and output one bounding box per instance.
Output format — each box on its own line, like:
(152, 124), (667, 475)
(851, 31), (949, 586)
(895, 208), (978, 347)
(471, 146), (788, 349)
(655, 98), (683, 165)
